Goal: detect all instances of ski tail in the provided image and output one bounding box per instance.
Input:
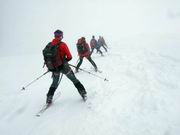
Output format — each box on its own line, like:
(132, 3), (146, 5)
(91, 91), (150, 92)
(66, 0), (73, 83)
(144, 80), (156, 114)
(35, 91), (61, 117)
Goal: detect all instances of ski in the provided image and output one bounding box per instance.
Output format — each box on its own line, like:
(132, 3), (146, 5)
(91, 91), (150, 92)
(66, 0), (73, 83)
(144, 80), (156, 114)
(96, 69), (102, 73)
(35, 91), (61, 117)
(36, 103), (51, 117)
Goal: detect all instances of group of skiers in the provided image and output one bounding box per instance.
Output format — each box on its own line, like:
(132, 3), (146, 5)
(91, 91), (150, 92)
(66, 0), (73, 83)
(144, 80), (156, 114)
(76, 35), (108, 72)
(43, 30), (108, 104)
(90, 35), (108, 56)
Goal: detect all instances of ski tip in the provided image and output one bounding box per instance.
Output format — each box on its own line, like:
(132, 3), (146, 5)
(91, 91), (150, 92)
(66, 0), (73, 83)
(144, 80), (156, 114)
(97, 70), (102, 73)
(104, 78), (109, 81)
(36, 114), (41, 117)
(21, 87), (25, 91)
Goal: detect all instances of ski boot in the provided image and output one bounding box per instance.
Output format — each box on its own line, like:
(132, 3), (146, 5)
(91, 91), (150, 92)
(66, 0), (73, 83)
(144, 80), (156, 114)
(95, 67), (98, 72)
(82, 93), (87, 101)
(80, 91), (87, 101)
(46, 95), (53, 104)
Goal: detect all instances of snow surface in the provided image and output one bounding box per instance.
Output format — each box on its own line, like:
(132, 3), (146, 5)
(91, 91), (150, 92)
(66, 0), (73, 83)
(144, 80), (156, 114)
(0, 0), (180, 135)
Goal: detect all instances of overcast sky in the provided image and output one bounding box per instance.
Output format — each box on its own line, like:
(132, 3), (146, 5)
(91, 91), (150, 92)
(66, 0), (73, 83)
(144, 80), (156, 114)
(0, 0), (180, 56)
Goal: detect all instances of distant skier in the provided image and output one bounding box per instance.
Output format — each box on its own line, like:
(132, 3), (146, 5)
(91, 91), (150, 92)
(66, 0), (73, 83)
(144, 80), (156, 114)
(75, 37), (98, 73)
(101, 36), (108, 48)
(44, 30), (87, 104)
(90, 35), (97, 55)
(98, 36), (107, 52)
(90, 35), (103, 56)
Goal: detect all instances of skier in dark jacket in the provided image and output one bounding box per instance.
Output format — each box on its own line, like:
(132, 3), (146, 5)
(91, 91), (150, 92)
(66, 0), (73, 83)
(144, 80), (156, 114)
(75, 37), (98, 73)
(90, 35), (97, 55)
(46, 30), (87, 104)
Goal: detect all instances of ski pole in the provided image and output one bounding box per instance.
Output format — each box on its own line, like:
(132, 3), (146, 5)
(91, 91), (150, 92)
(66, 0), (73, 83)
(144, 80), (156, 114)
(75, 57), (80, 66)
(57, 73), (63, 86)
(21, 71), (49, 91)
(69, 64), (109, 81)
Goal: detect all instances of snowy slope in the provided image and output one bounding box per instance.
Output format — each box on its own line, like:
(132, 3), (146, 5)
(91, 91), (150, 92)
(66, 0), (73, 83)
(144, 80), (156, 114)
(1, 0), (180, 135)
(0, 34), (180, 135)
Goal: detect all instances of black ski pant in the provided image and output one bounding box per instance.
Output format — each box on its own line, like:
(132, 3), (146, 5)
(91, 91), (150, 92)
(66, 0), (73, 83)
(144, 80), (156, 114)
(76, 56), (97, 71)
(47, 63), (86, 97)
